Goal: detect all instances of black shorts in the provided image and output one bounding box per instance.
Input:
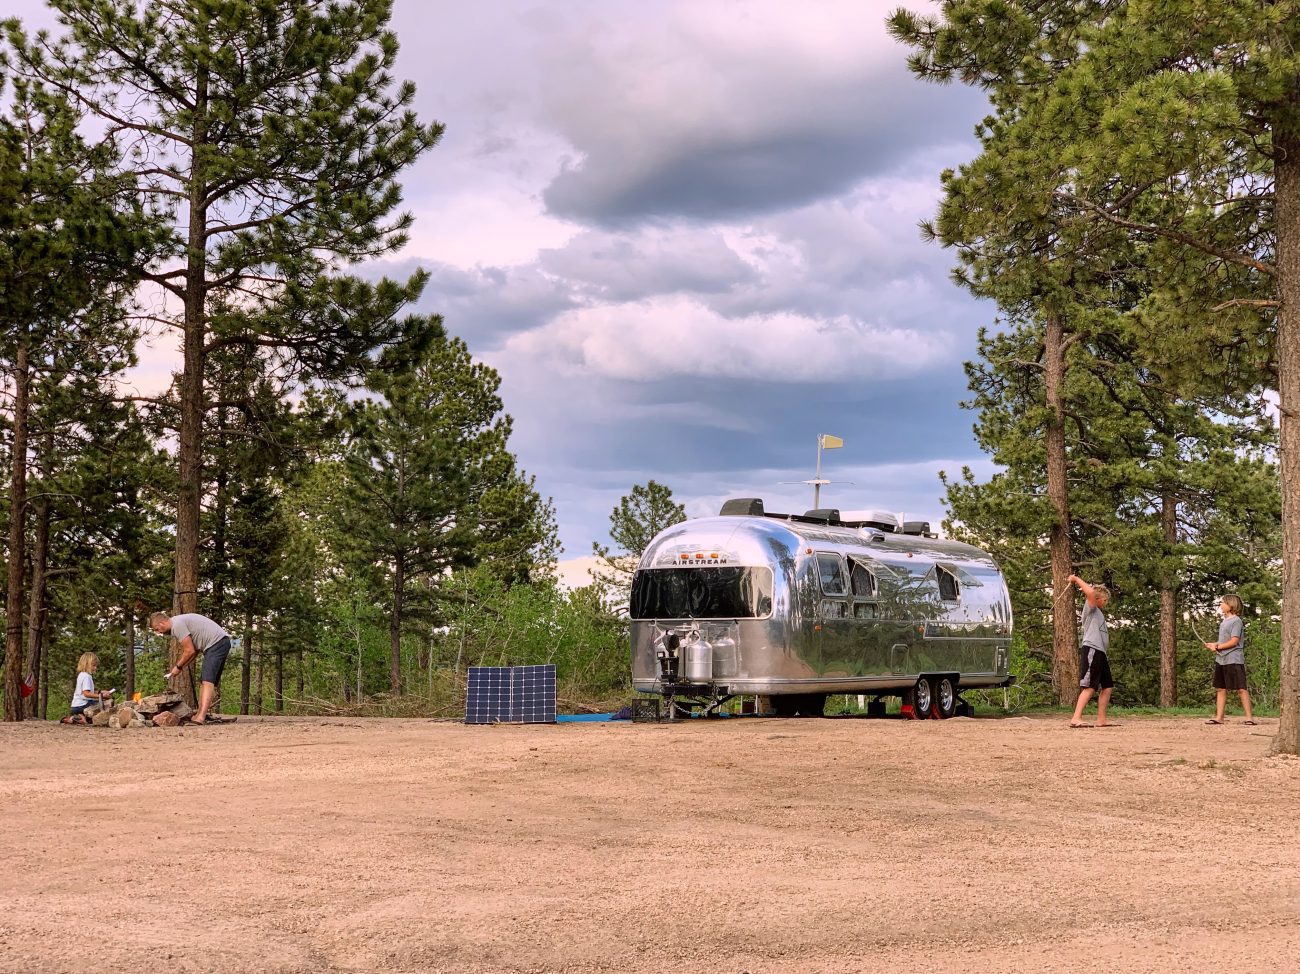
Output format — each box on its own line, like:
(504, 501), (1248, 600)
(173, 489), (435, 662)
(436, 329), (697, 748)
(1078, 645), (1113, 690)
(1213, 663), (1248, 690)
(200, 636), (232, 686)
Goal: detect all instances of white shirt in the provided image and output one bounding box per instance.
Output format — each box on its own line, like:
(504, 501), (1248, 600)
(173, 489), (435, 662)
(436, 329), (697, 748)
(71, 671), (96, 709)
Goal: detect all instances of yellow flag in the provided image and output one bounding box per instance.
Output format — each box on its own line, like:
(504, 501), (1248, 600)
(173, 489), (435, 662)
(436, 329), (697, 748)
(820, 434), (843, 449)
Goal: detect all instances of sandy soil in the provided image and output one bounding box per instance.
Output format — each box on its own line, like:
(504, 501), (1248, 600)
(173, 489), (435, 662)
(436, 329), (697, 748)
(1, 711), (1297, 974)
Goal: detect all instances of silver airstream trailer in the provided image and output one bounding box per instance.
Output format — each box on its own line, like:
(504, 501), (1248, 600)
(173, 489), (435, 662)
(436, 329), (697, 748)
(630, 498), (1013, 718)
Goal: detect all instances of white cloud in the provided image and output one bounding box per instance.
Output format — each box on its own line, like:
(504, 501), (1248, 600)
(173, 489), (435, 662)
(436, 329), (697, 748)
(498, 294), (952, 383)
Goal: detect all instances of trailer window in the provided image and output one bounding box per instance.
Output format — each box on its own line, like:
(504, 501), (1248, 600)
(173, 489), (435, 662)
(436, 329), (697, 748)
(936, 565), (960, 601)
(849, 560), (877, 597)
(630, 567), (774, 619)
(816, 553), (847, 595)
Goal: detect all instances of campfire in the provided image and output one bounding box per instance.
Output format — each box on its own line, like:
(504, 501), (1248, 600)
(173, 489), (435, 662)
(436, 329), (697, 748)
(84, 691), (195, 728)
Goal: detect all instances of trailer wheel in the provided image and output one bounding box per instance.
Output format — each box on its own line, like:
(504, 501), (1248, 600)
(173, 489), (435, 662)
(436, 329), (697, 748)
(912, 677), (934, 719)
(935, 677), (958, 719)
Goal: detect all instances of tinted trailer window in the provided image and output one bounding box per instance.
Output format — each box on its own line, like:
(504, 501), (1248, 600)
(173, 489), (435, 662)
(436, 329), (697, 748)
(631, 567), (774, 620)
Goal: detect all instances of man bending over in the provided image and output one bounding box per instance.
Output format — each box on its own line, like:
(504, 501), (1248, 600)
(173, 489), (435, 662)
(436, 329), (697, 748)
(150, 611), (232, 725)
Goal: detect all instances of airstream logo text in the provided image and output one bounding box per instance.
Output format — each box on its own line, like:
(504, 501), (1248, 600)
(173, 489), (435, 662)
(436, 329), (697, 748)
(678, 553), (728, 564)
(662, 547), (734, 565)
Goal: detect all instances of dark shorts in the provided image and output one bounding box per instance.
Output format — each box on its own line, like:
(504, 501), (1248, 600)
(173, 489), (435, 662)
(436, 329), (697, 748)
(70, 703), (91, 716)
(1078, 645), (1113, 690)
(1213, 663), (1248, 690)
(200, 636), (232, 686)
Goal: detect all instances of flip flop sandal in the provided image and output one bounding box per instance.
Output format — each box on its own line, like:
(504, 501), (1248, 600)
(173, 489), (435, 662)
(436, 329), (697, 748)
(1243, 720), (1258, 725)
(1205, 719), (1224, 724)
(1069, 722), (1093, 728)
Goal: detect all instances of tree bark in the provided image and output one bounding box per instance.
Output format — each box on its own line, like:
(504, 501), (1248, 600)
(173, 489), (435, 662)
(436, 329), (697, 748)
(254, 621), (264, 716)
(23, 487), (50, 718)
(38, 621), (48, 719)
(1273, 124), (1300, 755)
(171, 49), (210, 709)
(4, 335), (30, 722)
(240, 607), (252, 715)
(211, 406), (228, 622)
(275, 644), (284, 712)
(1044, 308), (1080, 706)
(1159, 490), (1178, 708)
(125, 604), (136, 700)
(390, 553), (405, 694)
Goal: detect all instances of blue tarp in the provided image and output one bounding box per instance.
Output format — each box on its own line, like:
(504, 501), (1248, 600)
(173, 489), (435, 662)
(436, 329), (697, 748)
(555, 713), (615, 722)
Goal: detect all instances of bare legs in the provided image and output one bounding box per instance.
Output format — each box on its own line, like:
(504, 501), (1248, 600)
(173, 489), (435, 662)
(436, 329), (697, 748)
(1213, 687), (1254, 722)
(195, 680), (217, 723)
(1071, 688), (1093, 726)
(1070, 686), (1113, 726)
(1095, 687), (1113, 726)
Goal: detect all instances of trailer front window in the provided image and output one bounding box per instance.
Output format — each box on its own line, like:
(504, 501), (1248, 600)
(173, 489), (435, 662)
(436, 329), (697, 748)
(630, 567), (774, 619)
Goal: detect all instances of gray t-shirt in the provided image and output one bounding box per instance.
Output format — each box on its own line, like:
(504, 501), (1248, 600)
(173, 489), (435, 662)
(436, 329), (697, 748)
(1216, 615), (1245, 667)
(171, 613), (229, 654)
(1081, 602), (1109, 654)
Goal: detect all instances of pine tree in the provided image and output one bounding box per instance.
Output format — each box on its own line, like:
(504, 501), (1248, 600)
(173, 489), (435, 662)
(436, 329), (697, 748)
(9, 1), (442, 691)
(889, 0), (1300, 748)
(590, 481), (687, 608)
(0, 76), (157, 719)
(334, 332), (554, 694)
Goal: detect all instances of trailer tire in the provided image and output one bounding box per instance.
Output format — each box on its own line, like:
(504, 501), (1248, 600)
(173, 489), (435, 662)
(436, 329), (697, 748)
(911, 677), (934, 719)
(935, 676), (958, 719)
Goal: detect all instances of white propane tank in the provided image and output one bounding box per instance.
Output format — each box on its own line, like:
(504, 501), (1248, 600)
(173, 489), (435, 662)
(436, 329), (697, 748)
(685, 635), (713, 682)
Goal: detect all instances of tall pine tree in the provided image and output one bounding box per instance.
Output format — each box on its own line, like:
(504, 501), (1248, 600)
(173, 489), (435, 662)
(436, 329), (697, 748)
(10, 1), (441, 695)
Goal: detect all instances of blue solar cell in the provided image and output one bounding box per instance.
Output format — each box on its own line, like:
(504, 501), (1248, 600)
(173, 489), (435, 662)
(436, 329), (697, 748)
(465, 665), (556, 724)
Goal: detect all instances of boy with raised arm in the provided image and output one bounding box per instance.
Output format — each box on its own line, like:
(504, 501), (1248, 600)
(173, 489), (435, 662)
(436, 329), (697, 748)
(1067, 574), (1114, 728)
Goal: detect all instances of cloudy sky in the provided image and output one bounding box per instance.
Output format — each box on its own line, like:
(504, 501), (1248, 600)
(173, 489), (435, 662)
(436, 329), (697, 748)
(13, 0), (997, 559)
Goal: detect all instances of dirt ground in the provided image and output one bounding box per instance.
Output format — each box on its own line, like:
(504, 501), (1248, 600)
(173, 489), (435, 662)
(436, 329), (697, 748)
(1, 712), (1297, 974)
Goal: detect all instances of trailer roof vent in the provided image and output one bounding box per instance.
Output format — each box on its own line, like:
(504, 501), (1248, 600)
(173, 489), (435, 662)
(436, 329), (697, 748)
(902, 520), (932, 536)
(841, 509), (900, 533)
(803, 508), (841, 524)
(720, 497), (765, 517)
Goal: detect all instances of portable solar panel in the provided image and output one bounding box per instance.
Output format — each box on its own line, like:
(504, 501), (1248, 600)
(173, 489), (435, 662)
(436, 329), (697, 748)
(464, 664), (557, 724)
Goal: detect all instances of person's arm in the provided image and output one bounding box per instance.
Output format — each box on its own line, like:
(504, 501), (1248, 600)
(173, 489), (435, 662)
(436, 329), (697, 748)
(1067, 573), (1104, 608)
(1205, 633), (1241, 652)
(164, 635), (197, 679)
(77, 675), (107, 702)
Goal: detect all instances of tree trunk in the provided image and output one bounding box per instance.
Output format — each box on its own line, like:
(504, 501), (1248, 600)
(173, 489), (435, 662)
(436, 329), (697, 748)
(354, 611), (363, 702)
(125, 604), (136, 700)
(171, 53), (210, 709)
(4, 335), (30, 722)
(240, 607), (252, 715)
(38, 620), (48, 719)
(23, 488), (50, 718)
(1159, 490), (1178, 708)
(1044, 308), (1080, 706)
(390, 554), (405, 694)
(297, 648), (304, 699)
(1273, 125), (1300, 755)
(254, 624), (264, 716)
(275, 645), (284, 712)
(211, 406), (228, 622)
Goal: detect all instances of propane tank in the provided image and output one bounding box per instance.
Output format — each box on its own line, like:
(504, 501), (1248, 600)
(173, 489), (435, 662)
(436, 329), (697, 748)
(684, 633), (713, 682)
(710, 632), (737, 678)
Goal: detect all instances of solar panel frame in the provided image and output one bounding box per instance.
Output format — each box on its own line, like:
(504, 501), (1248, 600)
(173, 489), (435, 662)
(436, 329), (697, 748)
(464, 664), (556, 724)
